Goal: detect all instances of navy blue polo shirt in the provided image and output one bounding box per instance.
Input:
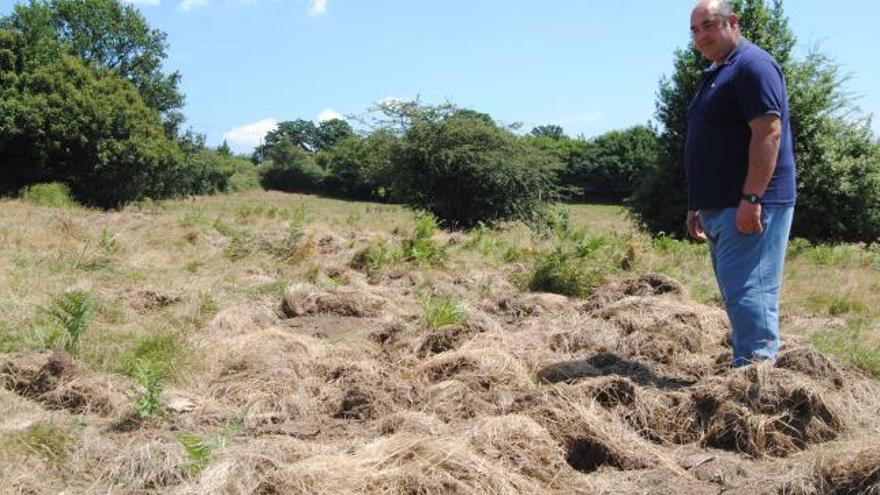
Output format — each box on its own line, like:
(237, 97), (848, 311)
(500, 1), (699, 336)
(685, 39), (796, 210)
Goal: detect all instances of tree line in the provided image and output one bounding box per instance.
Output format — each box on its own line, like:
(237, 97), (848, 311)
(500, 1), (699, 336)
(1, 0), (878, 243)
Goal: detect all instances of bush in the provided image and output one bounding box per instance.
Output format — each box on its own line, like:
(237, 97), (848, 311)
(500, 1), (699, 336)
(390, 110), (561, 228)
(259, 143), (326, 194)
(321, 130), (397, 200)
(20, 182), (77, 208)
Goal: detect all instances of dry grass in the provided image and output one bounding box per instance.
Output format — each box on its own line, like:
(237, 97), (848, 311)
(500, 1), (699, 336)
(1, 191), (879, 493)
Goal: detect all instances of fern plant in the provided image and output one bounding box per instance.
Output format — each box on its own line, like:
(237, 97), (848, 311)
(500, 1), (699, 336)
(178, 409), (247, 476)
(43, 290), (96, 355)
(133, 359), (166, 420)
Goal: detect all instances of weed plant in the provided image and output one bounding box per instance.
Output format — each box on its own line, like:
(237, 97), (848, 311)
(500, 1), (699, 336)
(350, 239), (399, 276)
(422, 295), (469, 330)
(402, 214), (446, 265)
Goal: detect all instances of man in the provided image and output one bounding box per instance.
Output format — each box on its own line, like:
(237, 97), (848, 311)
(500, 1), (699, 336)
(684, 0), (797, 367)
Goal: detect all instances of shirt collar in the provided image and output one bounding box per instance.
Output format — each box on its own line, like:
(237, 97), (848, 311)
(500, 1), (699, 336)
(705, 38), (750, 72)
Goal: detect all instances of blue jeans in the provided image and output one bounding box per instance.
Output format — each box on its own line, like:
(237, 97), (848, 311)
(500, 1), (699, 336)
(699, 206), (794, 367)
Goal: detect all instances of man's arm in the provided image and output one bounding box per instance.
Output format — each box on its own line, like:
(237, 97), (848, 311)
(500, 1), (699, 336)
(737, 114), (782, 234)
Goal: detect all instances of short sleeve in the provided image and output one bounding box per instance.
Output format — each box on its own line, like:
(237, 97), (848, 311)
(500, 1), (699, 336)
(735, 59), (785, 123)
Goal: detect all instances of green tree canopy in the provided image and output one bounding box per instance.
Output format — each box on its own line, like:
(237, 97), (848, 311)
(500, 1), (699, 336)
(530, 125), (566, 140)
(0, 28), (182, 206)
(1, 0), (185, 136)
(390, 107), (561, 227)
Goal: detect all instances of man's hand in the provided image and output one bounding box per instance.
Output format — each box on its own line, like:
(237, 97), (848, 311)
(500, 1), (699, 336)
(686, 210), (707, 242)
(736, 200), (763, 234)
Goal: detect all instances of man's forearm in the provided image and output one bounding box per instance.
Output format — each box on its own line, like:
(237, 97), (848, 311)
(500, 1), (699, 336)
(743, 116), (782, 196)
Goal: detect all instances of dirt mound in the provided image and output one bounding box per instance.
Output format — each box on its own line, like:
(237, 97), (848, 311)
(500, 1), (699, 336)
(417, 324), (483, 357)
(0, 351), (125, 415)
(418, 348), (532, 390)
(204, 328), (319, 421)
(531, 391), (668, 474)
(208, 303), (278, 336)
(282, 283), (386, 318)
(583, 273), (684, 312)
(124, 287), (181, 313)
(786, 446), (880, 494)
(775, 345), (847, 388)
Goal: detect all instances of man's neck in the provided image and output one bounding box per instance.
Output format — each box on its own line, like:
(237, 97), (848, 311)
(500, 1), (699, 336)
(713, 36), (742, 65)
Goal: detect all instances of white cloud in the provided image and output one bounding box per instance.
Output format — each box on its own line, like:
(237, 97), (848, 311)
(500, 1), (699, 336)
(121, 0), (160, 5)
(179, 0), (209, 11)
(317, 108), (343, 122)
(308, 0), (327, 16)
(223, 118), (278, 151)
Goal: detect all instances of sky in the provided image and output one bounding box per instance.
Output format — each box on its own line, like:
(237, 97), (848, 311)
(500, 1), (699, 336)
(1, 0), (878, 153)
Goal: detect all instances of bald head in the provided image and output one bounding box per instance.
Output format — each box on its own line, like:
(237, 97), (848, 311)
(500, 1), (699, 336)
(692, 0), (733, 18)
(690, 0), (740, 64)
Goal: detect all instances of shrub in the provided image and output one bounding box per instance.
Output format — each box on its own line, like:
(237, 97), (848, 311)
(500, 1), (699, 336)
(259, 147), (326, 194)
(20, 182), (78, 208)
(390, 109), (561, 228)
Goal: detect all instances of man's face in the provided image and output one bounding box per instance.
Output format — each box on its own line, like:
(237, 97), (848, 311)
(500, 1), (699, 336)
(690, 6), (739, 63)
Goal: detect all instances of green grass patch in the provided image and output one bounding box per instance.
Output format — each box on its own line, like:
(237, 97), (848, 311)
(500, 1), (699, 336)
(422, 295), (469, 330)
(349, 239), (400, 276)
(812, 321), (880, 376)
(119, 331), (190, 380)
(524, 247), (606, 298)
(11, 422), (72, 464)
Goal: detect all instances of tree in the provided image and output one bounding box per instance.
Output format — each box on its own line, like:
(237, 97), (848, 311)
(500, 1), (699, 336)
(530, 125), (566, 140)
(630, 0), (880, 243)
(1, 0), (185, 136)
(581, 125), (661, 201)
(322, 129), (398, 200)
(217, 139), (232, 157)
(390, 108), (561, 228)
(314, 119), (354, 151)
(0, 28), (183, 206)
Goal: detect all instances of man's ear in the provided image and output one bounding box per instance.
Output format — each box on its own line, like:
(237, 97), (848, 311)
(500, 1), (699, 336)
(728, 13), (740, 30)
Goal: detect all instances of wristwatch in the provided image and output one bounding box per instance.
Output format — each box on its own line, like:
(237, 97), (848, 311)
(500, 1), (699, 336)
(741, 193), (761, 204)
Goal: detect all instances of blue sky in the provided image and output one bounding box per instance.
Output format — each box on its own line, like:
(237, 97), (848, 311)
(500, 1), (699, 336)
(2, 0), (878, 152)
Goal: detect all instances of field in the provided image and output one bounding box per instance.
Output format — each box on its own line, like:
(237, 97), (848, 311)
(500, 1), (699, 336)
(1, 190), (879, 494)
